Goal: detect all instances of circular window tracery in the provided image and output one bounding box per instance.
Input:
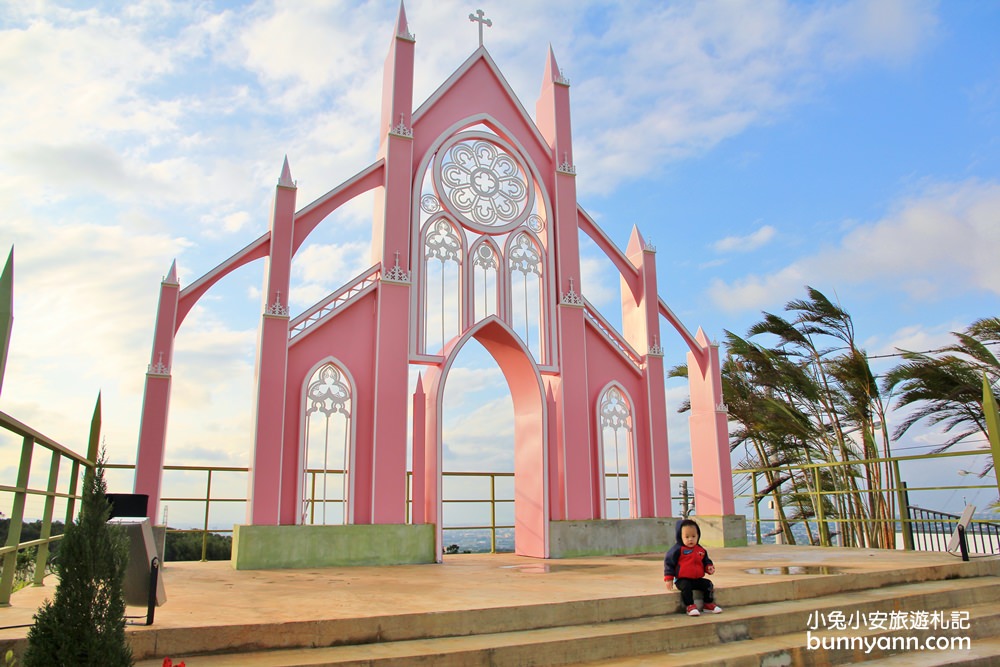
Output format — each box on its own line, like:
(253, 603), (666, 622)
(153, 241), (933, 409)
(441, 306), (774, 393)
(433, 133), (534, 233)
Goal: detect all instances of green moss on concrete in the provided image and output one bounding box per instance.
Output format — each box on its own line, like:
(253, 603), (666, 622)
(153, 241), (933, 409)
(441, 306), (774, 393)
(231, 524), (436, 570)
(696, 515), (748, 548)
(548, 519), (675, 558)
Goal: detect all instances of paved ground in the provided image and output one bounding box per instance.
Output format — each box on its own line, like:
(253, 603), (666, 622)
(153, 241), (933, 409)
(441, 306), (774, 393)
(0, 544), (973, 640)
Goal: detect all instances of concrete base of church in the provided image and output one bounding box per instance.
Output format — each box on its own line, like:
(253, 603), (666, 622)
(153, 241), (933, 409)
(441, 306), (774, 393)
(694, 514), (748, 548)
(547, 518), (677, 558)
(230, 524), (436, 569)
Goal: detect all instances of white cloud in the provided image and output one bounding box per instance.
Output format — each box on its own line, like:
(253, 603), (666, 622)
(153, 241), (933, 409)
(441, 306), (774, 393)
(708, 179), (1000, 313)
(712, 225), (777, 253)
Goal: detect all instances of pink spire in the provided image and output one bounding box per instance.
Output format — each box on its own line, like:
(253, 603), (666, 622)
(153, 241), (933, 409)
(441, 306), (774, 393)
(278, 156), (294, 188)
(626, 225), (646, 256)
(544, 44), (560, 84)
(395, 1), (411, 39)
(164, 259), (178, 284)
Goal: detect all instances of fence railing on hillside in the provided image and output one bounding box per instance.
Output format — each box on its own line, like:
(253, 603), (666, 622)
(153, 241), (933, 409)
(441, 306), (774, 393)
(735, 449), (999, 552)
(5, 452), (997, 595)
(907, 505), (1000, 554)
(0, 410), (94, 606)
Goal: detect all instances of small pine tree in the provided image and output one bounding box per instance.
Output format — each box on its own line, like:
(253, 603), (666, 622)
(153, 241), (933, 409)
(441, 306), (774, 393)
(23, 451), (132, 667)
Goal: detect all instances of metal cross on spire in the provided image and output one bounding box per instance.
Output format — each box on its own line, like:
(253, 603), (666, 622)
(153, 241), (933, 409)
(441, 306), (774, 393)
(469, 8), (492, 47)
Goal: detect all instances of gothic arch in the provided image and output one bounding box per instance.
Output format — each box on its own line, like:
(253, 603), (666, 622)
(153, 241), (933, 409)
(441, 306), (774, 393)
(298, 356), (359, 525)
(418, 315), (548, 559)
(467, 236), (503, 326)
(594, 381), (638, 519)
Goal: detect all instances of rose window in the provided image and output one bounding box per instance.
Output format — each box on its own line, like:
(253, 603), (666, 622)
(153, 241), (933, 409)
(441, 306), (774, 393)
(434, 134), (533, 233)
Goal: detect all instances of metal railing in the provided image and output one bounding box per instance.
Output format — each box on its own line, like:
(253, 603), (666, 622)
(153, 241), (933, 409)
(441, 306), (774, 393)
(736, 449), (999, 552)
(907, 505), (1000, 553)
(0, 409), (95, 606)
(7, 445), (994, 603)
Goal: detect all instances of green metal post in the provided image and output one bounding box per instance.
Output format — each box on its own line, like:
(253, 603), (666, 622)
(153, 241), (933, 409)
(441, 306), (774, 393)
(983, 373), (1000, 502)
(87, 393), (102, 464)
(490, 474), (497, 554)
(0, 436), (34, 606)
(0, 248), (12, 398)
(813, 466), (827, 546)
(33, 451), (62, 586)
(751, 473), (762, 545)
(65, 460), (81, 525)
(202, 469), (213, 561)
(893, 458), (914, 550)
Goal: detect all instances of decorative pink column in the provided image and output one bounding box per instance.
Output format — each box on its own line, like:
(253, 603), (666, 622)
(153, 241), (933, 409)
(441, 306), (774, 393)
(248, 159), (296, 525)
(536, 47), (595, 520)
(134, 261), (179, 521)
(365, 2), (415, 524)
(411, 374), (427, 524)
(687, 328), (736, 516)
(621, 228), (671, 517)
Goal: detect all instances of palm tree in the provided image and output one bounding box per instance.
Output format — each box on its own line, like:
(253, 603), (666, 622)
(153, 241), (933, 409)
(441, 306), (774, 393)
(746, 287), (895, 546)
(882, 317), (1000, 474)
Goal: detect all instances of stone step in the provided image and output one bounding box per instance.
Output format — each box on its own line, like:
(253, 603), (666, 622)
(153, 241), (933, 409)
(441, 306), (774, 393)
(575, 601), (1000, 666)
(132, 575), (1000, 667)
(122, 557), (1000, 660)
(860, 636), (1000, 666)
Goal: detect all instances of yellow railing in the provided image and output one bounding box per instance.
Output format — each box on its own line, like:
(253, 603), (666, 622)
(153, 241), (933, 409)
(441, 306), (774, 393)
(7, 447), (993, 602)
(736, 449), (999, 548)
(0, 410), (94, 606)
(84, 468), (695, 559)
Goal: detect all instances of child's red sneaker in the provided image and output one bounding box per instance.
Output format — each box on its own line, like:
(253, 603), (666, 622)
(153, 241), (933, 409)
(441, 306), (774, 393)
(686, 605), (700, 616)
(703, 603), (723, 614)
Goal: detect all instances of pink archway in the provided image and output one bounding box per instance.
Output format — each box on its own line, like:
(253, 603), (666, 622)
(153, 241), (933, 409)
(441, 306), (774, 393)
(416, 316), (547, 559)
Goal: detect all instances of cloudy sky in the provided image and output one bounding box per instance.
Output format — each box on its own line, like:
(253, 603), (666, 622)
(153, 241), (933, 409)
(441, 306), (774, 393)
(1, 1), (998, 524)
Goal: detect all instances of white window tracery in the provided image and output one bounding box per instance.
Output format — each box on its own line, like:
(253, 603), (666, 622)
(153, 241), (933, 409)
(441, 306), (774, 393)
(508, 231), (544, 360)
(600, 385), (635, 519)
(471, 238), (500, 323)
(422, 217), (463, 353)
(302, 362), (353, 525)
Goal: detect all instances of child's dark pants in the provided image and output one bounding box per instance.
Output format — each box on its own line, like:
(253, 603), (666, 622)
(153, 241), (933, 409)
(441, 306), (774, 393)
(675, 577), (715, 607)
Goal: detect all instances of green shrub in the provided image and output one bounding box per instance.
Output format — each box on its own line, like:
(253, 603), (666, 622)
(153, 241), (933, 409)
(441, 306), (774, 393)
(23, 452), (132, 667)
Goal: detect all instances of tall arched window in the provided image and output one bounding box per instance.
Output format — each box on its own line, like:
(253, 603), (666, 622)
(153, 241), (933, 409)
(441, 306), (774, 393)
(507, 231), (543, 360)
(422, 217), (463, 354)
(302, 362), (353, 525)
(470, 237), (500, 323)
(599, 385), (635, 519)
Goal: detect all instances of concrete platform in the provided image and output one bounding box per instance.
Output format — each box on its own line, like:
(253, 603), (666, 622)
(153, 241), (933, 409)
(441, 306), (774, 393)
(1, 545), (997, 665)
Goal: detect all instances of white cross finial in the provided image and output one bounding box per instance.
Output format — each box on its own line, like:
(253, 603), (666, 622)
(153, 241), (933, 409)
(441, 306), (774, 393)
(469, 9), (492, 47)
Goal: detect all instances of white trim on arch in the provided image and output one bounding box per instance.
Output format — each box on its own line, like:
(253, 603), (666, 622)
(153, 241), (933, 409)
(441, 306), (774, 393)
(424, 315), (550, 559)
(595, 380), (639, 520)
(297, 356), (359, 526)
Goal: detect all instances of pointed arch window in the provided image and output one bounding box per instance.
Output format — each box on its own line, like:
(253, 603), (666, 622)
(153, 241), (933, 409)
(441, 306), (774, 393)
(422, 217), (463, 354)
(470, 237), (500, 323)
(599, 385), (636, 519)
(507, 231), (544, 361)
(302, 362), (353, 525)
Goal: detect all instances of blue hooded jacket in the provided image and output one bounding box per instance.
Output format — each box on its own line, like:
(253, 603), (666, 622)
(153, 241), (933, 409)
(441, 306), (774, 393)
(663, 519), (713, 581)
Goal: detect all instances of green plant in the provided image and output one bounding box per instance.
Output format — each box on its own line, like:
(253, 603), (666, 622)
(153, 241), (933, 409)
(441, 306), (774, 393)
(23, 450), (132, 666)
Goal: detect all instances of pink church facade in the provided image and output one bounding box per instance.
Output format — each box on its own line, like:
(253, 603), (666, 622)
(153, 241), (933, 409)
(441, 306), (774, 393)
(133, 5), (743, 567)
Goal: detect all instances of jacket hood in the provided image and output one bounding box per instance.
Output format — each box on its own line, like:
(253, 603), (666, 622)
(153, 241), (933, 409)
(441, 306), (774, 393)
(675, 519), (701, 543)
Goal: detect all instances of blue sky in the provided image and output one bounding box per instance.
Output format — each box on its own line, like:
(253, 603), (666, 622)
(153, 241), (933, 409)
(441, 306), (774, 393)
(1, 1), (998, 524)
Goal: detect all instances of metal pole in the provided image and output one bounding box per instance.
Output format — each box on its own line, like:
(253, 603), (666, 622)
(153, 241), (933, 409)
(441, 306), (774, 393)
(33, 451), (62, 586)
(0, 436), (34, 606)
(201, 469), (212, 562)
(490, 474), (497, 554)
(751, 473), (762, 545)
